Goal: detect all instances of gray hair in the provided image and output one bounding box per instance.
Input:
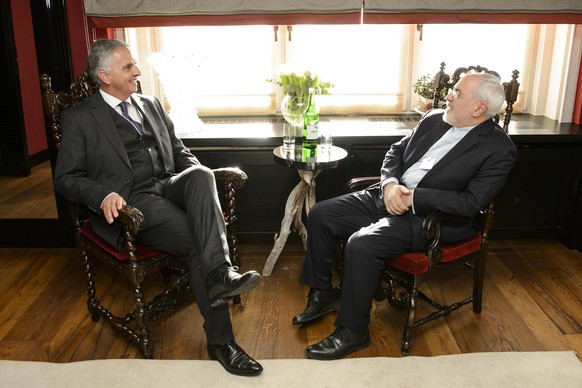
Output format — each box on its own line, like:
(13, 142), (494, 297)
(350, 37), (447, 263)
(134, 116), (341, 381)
(87, 39), (129, 87)
(472, 73), (506, 119)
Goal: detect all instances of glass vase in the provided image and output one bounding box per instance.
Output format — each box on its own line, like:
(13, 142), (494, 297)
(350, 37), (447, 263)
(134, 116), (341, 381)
(281, 95), (308, 142)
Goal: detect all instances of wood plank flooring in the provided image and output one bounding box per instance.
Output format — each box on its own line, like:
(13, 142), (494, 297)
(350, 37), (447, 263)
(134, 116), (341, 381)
(0, 162), (58, 219)
(0, 240), (580, 362)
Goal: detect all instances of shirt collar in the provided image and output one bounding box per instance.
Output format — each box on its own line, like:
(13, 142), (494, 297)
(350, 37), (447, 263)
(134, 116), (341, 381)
(451, 124), (477, 133)
(99, 89), (131, 110)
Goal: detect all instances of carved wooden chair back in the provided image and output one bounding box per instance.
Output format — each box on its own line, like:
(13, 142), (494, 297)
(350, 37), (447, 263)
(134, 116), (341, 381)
(432, 62), (520, 131)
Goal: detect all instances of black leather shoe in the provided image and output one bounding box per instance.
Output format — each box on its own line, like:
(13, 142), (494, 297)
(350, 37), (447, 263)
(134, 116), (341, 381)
(305, 326), (370, 360)
(206, 265), (260, 307)
(292, 287), (341, 325)
(208, 341), (263, 376)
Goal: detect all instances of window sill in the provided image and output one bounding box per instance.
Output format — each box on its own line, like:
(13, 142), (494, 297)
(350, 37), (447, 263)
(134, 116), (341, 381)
(180, 113), (582, 149)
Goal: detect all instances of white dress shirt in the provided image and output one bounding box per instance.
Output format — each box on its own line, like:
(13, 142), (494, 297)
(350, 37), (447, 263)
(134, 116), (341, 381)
(382, 124), (476, 214)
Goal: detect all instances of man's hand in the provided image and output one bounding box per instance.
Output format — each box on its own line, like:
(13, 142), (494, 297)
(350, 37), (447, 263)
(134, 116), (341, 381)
(383, 182), (413, 215)
(101, 193), (127, 224)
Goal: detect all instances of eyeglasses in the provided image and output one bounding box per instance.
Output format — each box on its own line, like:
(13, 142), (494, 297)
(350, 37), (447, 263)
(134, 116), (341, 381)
(448, 88), (483, 103)
(448, 88), (464, 99)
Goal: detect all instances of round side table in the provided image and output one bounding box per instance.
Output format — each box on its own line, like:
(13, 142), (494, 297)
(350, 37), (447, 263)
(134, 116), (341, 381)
(263, 145), (348, 276)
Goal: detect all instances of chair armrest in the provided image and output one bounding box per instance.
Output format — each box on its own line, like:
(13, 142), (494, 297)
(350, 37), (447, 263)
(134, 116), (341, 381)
(212, 167), (249, 189)
(115, 205), (147, 236)
(421, 207), (492, 267)
(345, 178), (460, 245)
(211, 167), (248, 268)
(73, 167), (247, 243)
(343, 176), (380, 193)
(421, 211), (457, 241)
(422, 202), (494, 242)
(72, 168), (247, 257)
(72, 202), (146, 238)
(421, 211), (457, 265)
(92, 167), (248, 236)
(111, 168), (249, 235)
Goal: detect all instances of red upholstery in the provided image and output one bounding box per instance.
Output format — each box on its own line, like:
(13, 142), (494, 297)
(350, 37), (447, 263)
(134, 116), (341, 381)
(80, 220), (162, 261)
(389, 233), (482, 275)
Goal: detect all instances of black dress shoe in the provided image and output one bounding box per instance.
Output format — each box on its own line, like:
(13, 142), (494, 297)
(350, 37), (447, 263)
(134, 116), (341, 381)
(206, 265), (260, 307)
(305, 326), (370, 360)
(292, 287), (341, 325)
(208, 341), (263, 376)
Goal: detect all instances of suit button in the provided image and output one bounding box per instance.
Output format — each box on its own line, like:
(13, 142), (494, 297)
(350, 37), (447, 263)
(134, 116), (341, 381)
(124, 180), (130, 185)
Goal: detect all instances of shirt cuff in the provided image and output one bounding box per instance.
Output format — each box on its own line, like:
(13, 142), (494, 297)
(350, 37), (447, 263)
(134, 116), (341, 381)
(409, 190), (416, 214)
(100, 192), (117, 209)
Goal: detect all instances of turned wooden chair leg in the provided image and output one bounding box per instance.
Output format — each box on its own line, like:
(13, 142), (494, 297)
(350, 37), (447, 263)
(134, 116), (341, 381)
(132, 282), (154, 359)
(473, 254), (486, 313)
(401, 288), (418, 356)
(80, 249), (101, 322)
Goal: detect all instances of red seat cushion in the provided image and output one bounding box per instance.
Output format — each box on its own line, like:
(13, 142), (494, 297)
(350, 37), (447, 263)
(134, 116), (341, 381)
(389, 233), (482, 275)
(80, 220), (162, 261)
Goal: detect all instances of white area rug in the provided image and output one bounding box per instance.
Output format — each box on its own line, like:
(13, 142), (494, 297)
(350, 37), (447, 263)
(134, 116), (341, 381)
(1, 352), (580, 388)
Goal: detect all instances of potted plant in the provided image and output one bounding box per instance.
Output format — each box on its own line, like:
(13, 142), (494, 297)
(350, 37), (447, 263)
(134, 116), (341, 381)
(412, 73), (446, 112)
(413, 73), (436, 112)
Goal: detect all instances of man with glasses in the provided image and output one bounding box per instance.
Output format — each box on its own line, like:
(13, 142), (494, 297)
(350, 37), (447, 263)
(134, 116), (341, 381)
(292, 73), (517, 360)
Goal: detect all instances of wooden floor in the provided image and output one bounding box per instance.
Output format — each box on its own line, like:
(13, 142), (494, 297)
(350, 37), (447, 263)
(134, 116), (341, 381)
(0, 240), (580, 362)
(0, 162), (58, 219)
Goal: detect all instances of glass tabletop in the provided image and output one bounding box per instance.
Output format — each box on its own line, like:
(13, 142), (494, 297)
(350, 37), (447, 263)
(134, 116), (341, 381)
(273, 145), (348, 171)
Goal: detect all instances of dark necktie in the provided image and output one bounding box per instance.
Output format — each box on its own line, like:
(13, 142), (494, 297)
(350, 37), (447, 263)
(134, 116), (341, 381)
(119, 101), (143, 135)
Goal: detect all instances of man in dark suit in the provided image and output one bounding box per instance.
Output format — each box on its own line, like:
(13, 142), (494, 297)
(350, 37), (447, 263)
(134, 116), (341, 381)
(292, 73), (517, 360)
(53, 39), (262, 376)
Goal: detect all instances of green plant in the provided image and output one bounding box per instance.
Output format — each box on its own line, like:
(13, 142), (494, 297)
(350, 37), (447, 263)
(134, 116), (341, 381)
(413, 73), (438, 100)
(267, 64), (334, 101)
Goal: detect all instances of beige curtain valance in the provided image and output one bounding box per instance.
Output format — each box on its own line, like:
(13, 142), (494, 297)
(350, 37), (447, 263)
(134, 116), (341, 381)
(364, 0), (582, 14)
(85, 0), (582, 17)
(84, 0), (582, 27)
(83, 0), (363, 17)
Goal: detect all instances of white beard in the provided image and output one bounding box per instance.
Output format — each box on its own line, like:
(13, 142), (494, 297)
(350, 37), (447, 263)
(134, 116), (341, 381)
(443, 107), (454, 125)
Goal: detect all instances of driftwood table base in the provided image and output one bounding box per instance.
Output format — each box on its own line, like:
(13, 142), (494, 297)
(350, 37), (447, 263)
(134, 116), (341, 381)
(262, 170), (320, 276)
(263, 145), (348, 276)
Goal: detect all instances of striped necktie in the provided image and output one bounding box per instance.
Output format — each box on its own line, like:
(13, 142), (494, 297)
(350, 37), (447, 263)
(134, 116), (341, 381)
(119, 101), (143, 135)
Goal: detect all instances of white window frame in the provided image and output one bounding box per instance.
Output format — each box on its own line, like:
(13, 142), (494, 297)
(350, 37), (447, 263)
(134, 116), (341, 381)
(122, 23), (582, 126)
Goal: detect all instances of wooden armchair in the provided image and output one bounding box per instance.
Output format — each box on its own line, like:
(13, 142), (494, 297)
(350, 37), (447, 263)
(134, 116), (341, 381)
(40, 72), (248, 358)
(336, 64), (519, 355)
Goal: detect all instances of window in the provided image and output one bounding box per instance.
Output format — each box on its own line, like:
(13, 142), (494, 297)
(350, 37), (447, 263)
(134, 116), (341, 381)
(127, 25), (275, 123)
(419, 24), (529, 83)
(287, 24), (404, 114)
(123, 23), (578, 134)
(126, 24), (407, 118)
(419, 24), (530, 113)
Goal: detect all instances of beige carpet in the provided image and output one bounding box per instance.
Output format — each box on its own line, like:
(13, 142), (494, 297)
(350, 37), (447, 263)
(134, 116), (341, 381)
(1, 352), (581, 388)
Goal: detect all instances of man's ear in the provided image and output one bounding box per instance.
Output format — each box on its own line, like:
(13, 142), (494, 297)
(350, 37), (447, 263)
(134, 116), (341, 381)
(473, 101), (487, 118)
(98, 70), (110, 86)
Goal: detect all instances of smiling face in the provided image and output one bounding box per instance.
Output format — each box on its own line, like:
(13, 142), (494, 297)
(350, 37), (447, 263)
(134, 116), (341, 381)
(97, 47), (141, 101)
(443, 73), (489, 128)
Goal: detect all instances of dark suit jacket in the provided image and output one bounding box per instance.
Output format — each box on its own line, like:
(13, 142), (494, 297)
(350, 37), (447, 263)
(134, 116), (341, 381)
(53, 91), (199, 247)
(379, 109), (517, 247)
